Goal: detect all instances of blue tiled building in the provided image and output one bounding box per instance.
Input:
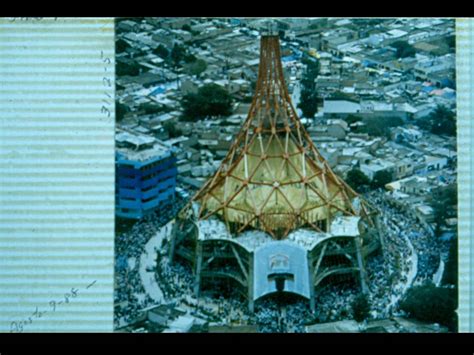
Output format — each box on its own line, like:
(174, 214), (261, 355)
(116, 131), (178, 219)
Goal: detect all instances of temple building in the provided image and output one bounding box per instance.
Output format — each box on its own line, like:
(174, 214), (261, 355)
(170, 35), (381, 312)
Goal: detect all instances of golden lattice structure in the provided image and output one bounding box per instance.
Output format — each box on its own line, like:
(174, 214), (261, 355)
(185, 35), (373, 239)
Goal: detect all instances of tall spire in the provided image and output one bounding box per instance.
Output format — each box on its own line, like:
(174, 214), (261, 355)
(250, 35), (294, 130)
(187, 35), (365, 239)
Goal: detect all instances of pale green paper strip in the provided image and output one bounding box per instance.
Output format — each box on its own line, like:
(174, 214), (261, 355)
(456, 18), (472, 333)
(0, 18), (115, 333)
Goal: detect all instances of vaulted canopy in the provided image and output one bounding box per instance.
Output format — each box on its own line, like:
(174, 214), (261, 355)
(186, 35), (372, 239)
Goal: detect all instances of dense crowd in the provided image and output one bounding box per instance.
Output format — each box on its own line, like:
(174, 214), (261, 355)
(312, 284), (358, 323)
(156, 253), (194, 300)
(154, 252), (313, 332)
(366, 190), (448, 285)
(253, 298), (311, 333)
(114, 197), (186, 328)
(114, 187), (450, 331)
(213, 295), (252, 325)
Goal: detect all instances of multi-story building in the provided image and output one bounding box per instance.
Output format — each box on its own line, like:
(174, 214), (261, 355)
(116, 131), (177, 219)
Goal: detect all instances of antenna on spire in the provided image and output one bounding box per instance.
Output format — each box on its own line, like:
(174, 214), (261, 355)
(268, 22), (273, 36)
(263, 21), (277, 37)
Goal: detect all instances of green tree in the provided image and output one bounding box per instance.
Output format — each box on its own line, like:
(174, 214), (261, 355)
(309, 18), (328, 30)
(391, 41), (416, 58)
(182, 24), (192, 32)
(442, 237), (457, 287)
(416, 115), (433, 132)
(432, 199), (449, 237)
(359, 116), (404, 138)
(329, 91), (357, 102)
(163, 121), (182, 138)
(185, 58), (207, 77)
(345, 168), (370, 193)
(371, 170), (393, 189)
(352, 293), (370, 323)
(300, 57), (320, 90)
(430, 105), (456, 136)
(153, 44), (169, 59)
(447, 35), (455, 50)
(416, 106), (453, 135)
(116, 39), (131, 54)
(345, 114), (362, 125)
(400, 283), (457, 331)
(116, 61), (140, 77)
(183, 53), (197, 64)
(181, 83), (233, 121)
(116, 101), (130, 122)
(431, 185), (457, 237)
(171, 43), (186, 67)
(298, 57), (320, 118)
(138, 102), (170, 115)
(298, 88), (319, 118)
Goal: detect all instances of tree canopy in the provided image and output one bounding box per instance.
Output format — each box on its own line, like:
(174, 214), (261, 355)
(153, 44), (169, 59)
(431, 184), (457, 237)
(298, 89), (319, 118)
(138, 102), (170, 115)
(442, 237), (457, 287)
(300, 57), (320, 90)
(181, 83), (233, 121)
(391, 40), (417, 58)
(417, 105), (456, 137)
(182, 24), (192, 32)
(352, 293), (371, 323)
(400, 283), (457, 331)
(116, 39), (131, 54)
(171, 43), (187, 67)
(358, 116), (404, 138)
(116, 61), (140, 77)
(116, 101), (130, 122)
(371, 170), (393, 189)
(163, 121), (182, 138)
(344, 114), (362, 125)
(345, 168), (371, 193)
(184, 58), (207, 77)
(329, 91), (358, 102)
(298, 56), (320, 118)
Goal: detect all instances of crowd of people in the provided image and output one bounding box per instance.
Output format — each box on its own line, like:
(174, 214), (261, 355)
(114, 197), (186, 328)
(363, 189), (453, 317)
(153, 251), (314, 333)
(114, 186), (452, 332)
(311, 284), (358, 324)
(253, 298), (311, 333)
(155, 252), (194, 301)
(254, 299), (282, 332)
(212, 294), (252, 325)
(366, 190), (449, 285)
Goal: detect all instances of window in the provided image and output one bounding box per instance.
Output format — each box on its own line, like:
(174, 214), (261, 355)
(142, 196), (158, 203)
(121, 197), (137, 202)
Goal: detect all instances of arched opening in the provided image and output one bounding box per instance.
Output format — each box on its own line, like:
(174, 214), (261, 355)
(255, 291), (309, 307)
(200, 276), (247, 301)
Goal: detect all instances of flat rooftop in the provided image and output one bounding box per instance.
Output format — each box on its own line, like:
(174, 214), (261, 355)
(196, 205), (360, 252)
(116, 130), (172, 163)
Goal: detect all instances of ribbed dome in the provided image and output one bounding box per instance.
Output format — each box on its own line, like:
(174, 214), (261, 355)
(188, 36), (372, 239)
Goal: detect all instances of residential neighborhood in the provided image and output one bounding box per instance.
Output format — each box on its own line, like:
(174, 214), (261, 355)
(114, 18), (457, 333)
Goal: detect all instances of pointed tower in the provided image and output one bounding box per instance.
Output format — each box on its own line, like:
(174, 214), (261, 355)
(171, 36), (381, 312)
(190, 35), (366, 239)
